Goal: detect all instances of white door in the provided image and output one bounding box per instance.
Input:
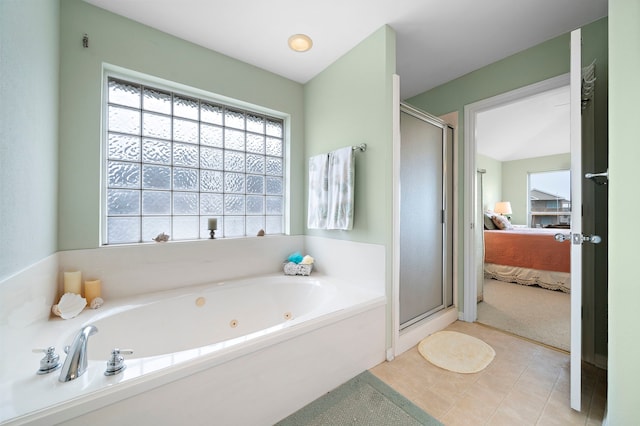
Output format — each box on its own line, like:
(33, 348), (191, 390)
(568, 28), (582, 412)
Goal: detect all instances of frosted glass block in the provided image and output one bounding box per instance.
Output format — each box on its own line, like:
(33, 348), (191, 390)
(224, 194), (245, 214)
(225, 109), (245, 129)
(173, 168), (199, 191)
(266, 176), (283, 195)
(173, 192), (198, 215)
(174, 96), (199, 120)
(142, 112), (171, 140)
(224, 151), (245, 172)
(246, 154), (265, 174)
(108, 79), (140, 108)
(266, 157), (283, 176)
(266, 196), (283, 214)
(201, 124), (223, 147)
(246, 216), (264, 236)
(200, 147), (223, 170)
(266, 119), (283, 137)
(173, 118), (199, 143)
(246, 175), (264, 194)
(200, 170), (223, 192)
(265, 216), (283, 234)
(107, 217), (140, 244)
(266, 137), (283, 157)
(142, 217), (171, 242)
(143, 88), (171, 114)
(246, 133), (264, 154)
(107, 189), (140, 215)
(173, 142), (199, 167)
(142, 190), (171, 214)
(246, 114), (264, 133)
(108, 161), (140, 188)
(109, 106), (140, 135)
(200, 193), (223, 214)
(224, 216), (244, 237)
(142, 138), (171, 164)
(108, 133), (140, 161)
(224, 129), (245, 151)
(173, 216), (199, 240)
(201, 103), (223, 125)
(246, 195), (264, 215)
(143, 165), (171, 189)
(224, 173), (245, 193)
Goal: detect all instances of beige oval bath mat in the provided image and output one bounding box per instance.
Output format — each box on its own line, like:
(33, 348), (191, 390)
(418, 331), (495, 374)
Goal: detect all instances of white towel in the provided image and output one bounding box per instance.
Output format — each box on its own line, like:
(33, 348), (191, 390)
(326, 147), (355, 230)
(307, 153), (329, 229)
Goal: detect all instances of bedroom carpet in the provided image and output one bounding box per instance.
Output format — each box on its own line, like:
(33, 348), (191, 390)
(275, 371), (441, 425)
(417, 331), (495, 374)
(477, 278), (570, 351)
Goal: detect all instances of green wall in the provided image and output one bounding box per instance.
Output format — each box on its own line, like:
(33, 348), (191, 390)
(0, 0), (59, 281)
(502, 153), (571, 225)
(58, 0), (305, 250)
(477, 154), (502, 213)
(607, 0), (640, 422)
(304, 25), (395, 246)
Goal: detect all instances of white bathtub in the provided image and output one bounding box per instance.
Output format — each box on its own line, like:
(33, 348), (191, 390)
(0, 274), (386, 425)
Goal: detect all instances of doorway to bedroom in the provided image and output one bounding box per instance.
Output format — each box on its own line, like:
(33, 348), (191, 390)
(473, 79), (572, 351)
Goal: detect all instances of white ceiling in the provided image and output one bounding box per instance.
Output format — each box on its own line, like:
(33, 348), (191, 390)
(83, 0), (607, 100)
(476, 85), (571, 162)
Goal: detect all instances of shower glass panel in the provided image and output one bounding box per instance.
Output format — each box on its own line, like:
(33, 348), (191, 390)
(399, 105), (452, 329)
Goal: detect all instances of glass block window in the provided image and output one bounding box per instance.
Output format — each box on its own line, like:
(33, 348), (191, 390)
(104, 77), (285, 244)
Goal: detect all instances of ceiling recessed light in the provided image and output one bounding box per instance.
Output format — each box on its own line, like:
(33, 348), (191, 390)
(288, 34), (313, 52)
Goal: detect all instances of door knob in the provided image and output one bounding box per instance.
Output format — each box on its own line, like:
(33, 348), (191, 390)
(555, 233), (601, 244)
(572, 233), (602, 244)
(554, 233), (570, 242)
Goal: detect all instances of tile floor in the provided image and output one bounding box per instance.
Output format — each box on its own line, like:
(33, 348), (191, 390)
(370, 321), (607, 425)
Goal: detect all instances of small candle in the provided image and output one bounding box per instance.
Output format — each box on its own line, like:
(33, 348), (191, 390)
(208, 218), (217, 230)
(64, 271), (82, 294)
(84, 279), (102, 305)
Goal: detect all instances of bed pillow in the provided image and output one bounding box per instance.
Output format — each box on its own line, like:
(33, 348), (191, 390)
(491, 214), (513, 230)
(483, 213), (497, 230)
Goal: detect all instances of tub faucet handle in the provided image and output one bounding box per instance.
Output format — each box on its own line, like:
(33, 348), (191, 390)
(105, 348), (134, 376)
(32, 346), (61, 375)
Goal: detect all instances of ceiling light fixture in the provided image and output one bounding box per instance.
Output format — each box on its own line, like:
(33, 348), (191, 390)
(288, 34), (313, 52)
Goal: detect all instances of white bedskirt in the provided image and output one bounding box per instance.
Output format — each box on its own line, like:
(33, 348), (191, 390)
(484, 263), (570, 293)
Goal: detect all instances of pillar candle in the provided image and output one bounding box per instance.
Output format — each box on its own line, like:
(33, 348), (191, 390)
(208, 218), (217, 230)
(63, 271), (82, 295)
(84, 279), (102, 305)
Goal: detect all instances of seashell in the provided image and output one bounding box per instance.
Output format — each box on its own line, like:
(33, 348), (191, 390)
(257, 229), (265, 237)
(153, 232), (170, 242)
(89, 297), (104, 309)
(300, 255), (314, 265)
(51, 304), (61, 317)
(57, 293), (87, 320)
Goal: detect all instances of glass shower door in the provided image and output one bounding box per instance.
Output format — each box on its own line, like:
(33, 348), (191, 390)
(399, 104), (453, 329)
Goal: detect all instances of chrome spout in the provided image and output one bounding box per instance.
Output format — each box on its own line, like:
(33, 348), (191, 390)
(59, 325), (98, 382)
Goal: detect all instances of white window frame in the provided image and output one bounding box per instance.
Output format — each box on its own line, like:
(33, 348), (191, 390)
(101, 65), (289, 245)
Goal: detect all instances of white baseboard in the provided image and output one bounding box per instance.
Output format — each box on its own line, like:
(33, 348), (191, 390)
(395, 307), (458, 356)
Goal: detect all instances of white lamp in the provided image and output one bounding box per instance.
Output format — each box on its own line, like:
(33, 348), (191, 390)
(494, 201), (512, 219)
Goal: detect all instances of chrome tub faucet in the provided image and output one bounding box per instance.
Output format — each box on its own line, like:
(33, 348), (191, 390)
(59, 325), (98, 382)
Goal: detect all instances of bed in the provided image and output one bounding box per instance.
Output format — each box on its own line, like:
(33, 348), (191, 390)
(484, 227), (571, 293)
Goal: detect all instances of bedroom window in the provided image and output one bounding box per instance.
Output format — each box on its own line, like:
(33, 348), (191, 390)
(528, 170), (571, 228)
(103, 75), (285, 245)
